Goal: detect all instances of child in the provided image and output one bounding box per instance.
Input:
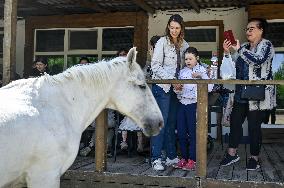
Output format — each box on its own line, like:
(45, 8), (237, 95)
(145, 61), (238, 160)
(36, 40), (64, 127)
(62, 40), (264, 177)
(174, 47), (213, 170)
(119, 117), (143, 152)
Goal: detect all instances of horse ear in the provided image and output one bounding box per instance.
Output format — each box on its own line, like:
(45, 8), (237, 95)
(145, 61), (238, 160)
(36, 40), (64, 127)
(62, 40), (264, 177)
(126, 47), (137, 66)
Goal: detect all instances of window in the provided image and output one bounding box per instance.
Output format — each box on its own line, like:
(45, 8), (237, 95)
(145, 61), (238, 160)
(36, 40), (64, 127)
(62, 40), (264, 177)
(102, 28), (134, 51)
(34, 27), (134, 74)
(185, 26), (219, 66)
(36, 30), (64, 52)
(185, 29), (216, 42)
(69, 30), (98, 50)
(267, 22), (284, 48)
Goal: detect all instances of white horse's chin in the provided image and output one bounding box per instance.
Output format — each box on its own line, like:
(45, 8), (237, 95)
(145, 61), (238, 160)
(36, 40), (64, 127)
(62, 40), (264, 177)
(142, 120), (163, 137)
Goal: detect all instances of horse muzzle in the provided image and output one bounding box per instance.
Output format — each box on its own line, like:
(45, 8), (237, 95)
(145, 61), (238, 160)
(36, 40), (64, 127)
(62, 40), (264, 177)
(142, 119), (163, 137)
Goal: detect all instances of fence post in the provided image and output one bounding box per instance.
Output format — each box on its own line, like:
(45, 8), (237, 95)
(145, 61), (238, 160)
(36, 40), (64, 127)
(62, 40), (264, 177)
(95, 110), (108, 172)
(196, 84), (208, 177)
(3, 0), (17, 85)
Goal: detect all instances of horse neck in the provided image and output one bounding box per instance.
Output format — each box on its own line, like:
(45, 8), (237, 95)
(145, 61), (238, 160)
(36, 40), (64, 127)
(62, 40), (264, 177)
(48, 63), (120, 133)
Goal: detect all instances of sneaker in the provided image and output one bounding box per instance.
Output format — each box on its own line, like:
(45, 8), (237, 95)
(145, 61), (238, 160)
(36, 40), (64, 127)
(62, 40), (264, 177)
(165, 157), (179, 166)
(152, 158), (164, 171)
(137, 145), (143, 153)
(107, 149), (113, 158)
(120, 141), (128, 150)
(220, 153), (240, 166)
(182, 160), (196, 171)
(246, 157), (260, 171)
(173, 158), (187, 169)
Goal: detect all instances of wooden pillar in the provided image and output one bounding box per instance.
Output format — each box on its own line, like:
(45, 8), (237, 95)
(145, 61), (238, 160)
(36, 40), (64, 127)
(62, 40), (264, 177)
(196, 84), (208, 177)
(95, 110), (108, 172)
(2, 0), (17, 86)
(133, 12), (148, 67)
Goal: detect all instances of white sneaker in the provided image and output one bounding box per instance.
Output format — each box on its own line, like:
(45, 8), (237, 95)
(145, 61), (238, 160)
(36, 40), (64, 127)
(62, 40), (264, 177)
(152, 159), (164, 171)
(165, 157), (179, 166)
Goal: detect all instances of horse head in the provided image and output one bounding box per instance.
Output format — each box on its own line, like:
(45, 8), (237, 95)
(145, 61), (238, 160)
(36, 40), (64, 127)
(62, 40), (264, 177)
(107, 47), (163, 136)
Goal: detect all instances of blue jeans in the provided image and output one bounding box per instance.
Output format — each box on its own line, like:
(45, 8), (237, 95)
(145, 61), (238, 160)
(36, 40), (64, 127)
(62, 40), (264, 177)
(176, 103), (197, 161)
(151, 84), (177, 161)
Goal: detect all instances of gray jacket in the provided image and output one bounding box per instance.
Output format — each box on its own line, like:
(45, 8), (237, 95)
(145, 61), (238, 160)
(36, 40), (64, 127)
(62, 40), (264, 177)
(151, 36), (189, 93)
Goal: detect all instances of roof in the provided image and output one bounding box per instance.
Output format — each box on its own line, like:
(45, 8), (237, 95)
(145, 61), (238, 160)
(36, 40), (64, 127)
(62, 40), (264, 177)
(1, 0), (284, 18)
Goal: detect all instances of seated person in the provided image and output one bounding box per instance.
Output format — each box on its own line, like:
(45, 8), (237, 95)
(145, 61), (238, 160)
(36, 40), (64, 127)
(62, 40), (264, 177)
(29, 57), (49, 77)
(79, 109), (116, 157)
(79, 56), (91, 64)
(119, 117), (143, 153)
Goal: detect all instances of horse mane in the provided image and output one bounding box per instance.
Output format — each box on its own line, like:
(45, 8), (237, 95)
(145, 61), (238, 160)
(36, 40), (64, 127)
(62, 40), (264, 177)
(48, 57), (127, 88)
(1, 57), (128, 99)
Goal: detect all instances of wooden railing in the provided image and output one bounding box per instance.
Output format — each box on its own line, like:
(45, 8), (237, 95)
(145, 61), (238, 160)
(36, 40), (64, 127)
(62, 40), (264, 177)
(95, 79), (284, 177)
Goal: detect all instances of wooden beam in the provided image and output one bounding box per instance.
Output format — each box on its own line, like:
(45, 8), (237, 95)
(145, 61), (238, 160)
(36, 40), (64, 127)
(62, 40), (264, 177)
(18, 0), (64, 15)
(73, 0), (107, 13)
(248, 4), (284, 20)
(133, 0), (155, 15)
(95, 110), (108, 172)
(186, 0), (200, 13)
(3, 0), (17, 85)
(196, 84), (208, 177)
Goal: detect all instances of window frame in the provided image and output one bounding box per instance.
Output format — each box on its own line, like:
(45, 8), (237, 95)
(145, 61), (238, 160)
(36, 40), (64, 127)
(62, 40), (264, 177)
(185, 26), (219, 56)
(267, 19), (284, 50)
(34, 26), (134, 70)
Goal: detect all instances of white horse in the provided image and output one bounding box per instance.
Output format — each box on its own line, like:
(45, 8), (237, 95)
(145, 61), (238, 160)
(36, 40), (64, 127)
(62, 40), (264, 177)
(0, 47), (163, 188)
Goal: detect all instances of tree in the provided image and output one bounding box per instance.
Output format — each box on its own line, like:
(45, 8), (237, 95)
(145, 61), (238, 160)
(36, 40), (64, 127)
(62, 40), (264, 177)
(274, 62), (284, 108)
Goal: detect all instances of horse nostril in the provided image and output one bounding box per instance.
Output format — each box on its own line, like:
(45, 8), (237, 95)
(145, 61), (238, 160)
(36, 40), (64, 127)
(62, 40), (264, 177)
(159, 121), (164, 130)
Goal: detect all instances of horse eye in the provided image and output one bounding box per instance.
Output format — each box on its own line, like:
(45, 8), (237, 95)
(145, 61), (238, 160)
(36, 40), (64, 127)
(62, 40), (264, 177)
(138, 84), (146, 89)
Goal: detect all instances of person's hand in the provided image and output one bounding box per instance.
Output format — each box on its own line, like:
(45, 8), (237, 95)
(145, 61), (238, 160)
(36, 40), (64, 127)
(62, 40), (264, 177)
(231, 39), (240, 51)
(223, 39), (231, 54)
(192, 72), (202, 79)
(173, 84), (183, 91)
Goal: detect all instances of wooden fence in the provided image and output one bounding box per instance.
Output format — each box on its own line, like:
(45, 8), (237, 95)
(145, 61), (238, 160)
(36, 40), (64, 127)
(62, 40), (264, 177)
(95, 79), (284, 178)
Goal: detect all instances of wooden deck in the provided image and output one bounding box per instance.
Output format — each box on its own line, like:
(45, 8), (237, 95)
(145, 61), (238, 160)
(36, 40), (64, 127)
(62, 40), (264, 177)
(61, 143), (284, 188)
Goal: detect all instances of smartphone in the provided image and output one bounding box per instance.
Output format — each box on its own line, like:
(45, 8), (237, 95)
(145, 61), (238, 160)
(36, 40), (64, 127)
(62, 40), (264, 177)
(224, 30), (237, 45)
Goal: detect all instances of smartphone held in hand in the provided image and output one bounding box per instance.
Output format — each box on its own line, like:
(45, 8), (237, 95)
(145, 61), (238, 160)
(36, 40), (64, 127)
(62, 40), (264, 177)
(224, 30), (237, 45)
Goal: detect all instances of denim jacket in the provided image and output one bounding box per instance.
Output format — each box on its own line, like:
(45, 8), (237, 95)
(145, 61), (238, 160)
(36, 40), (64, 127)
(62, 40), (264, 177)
(151, 36), (189, 93)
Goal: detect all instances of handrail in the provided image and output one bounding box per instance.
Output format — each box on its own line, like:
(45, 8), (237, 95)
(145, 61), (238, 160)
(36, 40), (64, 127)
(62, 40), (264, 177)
(95, 79), (284, 177)
(147, 79), (284, 85)
(146, 79), (284, 177)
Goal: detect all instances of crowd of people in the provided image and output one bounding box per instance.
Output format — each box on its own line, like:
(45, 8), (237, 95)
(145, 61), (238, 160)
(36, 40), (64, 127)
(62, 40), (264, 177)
(148, 15), (275, 172)
(1, 14), (276, 173)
